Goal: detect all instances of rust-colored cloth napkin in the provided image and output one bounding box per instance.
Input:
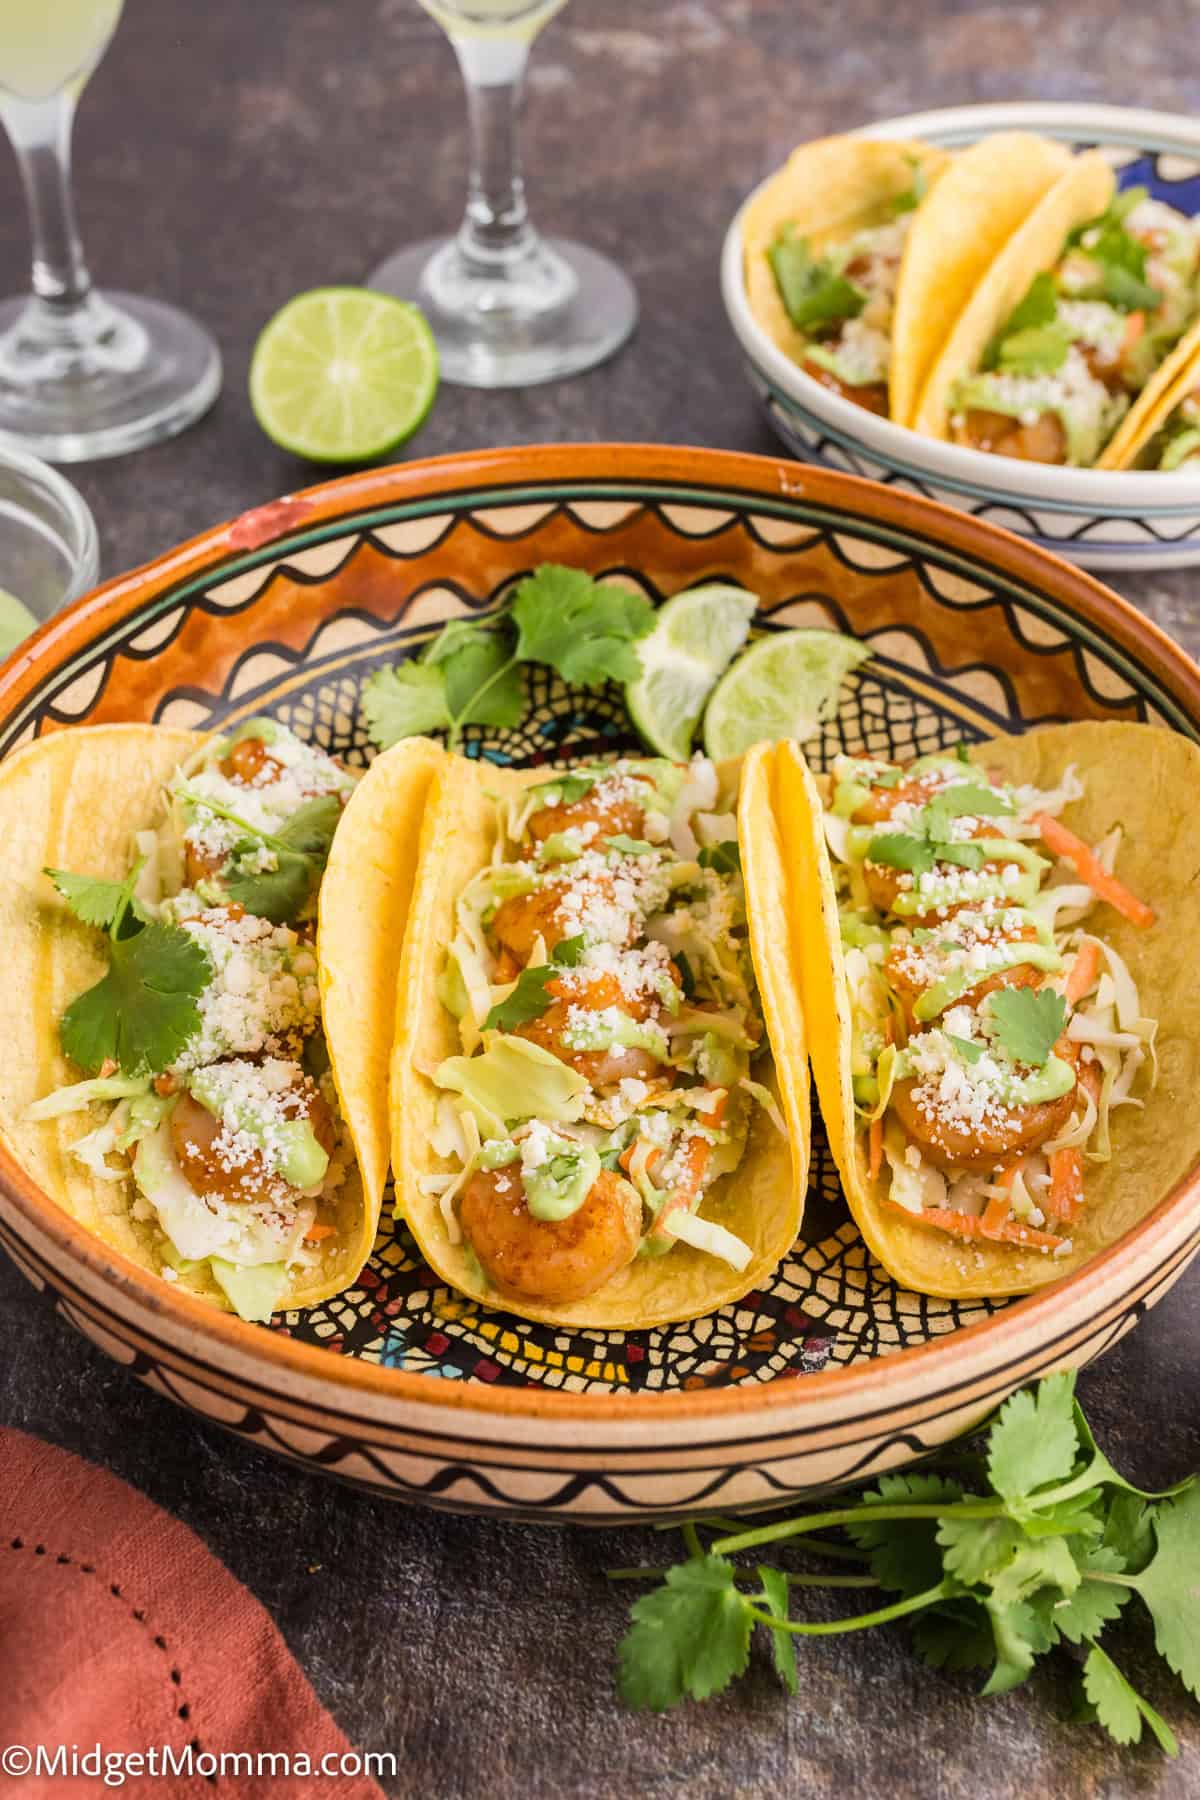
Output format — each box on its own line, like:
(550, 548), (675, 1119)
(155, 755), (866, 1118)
(0, 1427), (387, 1798)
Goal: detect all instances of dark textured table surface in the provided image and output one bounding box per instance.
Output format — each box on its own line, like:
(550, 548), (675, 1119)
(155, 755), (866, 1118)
(1, 3), (1198, 1795)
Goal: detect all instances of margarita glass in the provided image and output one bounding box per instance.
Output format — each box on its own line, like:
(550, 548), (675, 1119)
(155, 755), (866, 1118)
(0, 0), (221, 461)
(369, 0), (637, 388)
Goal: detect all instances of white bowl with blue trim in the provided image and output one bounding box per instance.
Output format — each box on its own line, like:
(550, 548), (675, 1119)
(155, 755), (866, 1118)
(721, 102), (1200, 571)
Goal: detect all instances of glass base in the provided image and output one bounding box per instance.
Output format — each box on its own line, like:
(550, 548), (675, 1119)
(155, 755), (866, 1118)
(368, 234), (637, 388)
(0, 291), (222, 463)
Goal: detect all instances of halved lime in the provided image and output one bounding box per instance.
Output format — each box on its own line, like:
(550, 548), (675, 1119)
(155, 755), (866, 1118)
(0, 587), (36, 658)
(625, 583), (759, 760)
(249, 288), (439, 463)
(702, 628), (872, 760)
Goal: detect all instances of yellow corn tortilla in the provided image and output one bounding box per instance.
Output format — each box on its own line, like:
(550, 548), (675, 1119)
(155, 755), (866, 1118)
(742, 135), (953, 420)
(772, 722), (1200, 1299)
(912, 147), (1113, 442)
(0, 724), (378, 1314)
(1097, 315), (1200, 469)
(386, 743), (809, 1329)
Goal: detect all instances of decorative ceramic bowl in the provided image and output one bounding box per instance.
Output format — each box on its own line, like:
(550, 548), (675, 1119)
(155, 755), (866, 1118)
(721, 102), (1200, 573)
(1, 446), (1198, 1522)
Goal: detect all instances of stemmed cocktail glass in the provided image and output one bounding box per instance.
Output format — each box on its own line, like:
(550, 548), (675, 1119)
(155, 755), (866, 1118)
(0, 1), (221, 462)
(370, 0), (637, 388)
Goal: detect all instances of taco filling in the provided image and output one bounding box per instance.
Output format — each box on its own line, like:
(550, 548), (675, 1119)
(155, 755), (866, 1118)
(767, 195), (923, 416)
(821, 748), (1157, 1255)
(422, 756), (780, 1308)
(1135, 375), (1200, 469)
(949, 189), (1200, 465)
(27, 720), (359, 1321)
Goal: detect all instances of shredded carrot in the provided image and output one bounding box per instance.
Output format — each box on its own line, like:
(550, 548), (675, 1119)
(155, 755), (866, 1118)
(1045, 1060), (1102, 1225)
(1046, 1148), (1083, 1225)
(303, 1223), (335, 1243)
(869, 1113), (884, 1179)
(651, 1137), (712, 1239)
(1065, 937), (1102, 1004)
(885, 1198), (1065, 1251)
(1121, 310), (1145, 357)
(1034, 813), (1155, 928)
(981, 1162), (1019, 1234)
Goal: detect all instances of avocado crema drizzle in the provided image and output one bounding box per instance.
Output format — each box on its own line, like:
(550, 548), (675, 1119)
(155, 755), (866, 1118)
(28, 719), (357, 1322)
(424, 756), (782, 1307)
(826, 750), (1157, 1254)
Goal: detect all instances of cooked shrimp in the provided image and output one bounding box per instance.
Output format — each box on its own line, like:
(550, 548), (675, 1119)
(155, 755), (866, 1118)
(458, 1165), (641, 1304)
(171, 1073), (333, 1203)
(885, 927), (1041, 1030)
(849, 766), (954, 826)
(525, 784), (647, 851)
(890, 1035), (1077, 1173)
(514, 971), (668, 1088)
(490, 872), (632, 972)
(220, 735), (287, 787)
(864, 819), (1012, 924)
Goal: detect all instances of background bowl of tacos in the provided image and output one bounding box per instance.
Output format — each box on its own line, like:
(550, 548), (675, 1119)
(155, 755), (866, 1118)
(1, 444), (1199, 1521)
(723, 101), (1200, 571)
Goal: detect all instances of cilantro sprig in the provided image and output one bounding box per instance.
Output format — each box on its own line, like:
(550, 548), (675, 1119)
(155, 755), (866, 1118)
(176, 788), (340, 924)
(986, 984), (1066, 1068)
(867, 781), (1013, 878)
(613, 1372), (1198, 1755)
(1067, 188), (1162, 313)
(483, 935), (586, 1032)
(46, 864), (211, 1077)
(362, 565), (656, 752)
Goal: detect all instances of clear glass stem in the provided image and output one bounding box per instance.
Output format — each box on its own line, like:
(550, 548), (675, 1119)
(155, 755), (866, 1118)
(1, 90), (92, 315)
(452, 38), (537, 267)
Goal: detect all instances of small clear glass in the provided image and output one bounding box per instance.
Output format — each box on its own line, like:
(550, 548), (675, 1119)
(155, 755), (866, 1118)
(370, 0), (637, 388)
(0, 2), (221, 463)
(0, 441), (98, 656)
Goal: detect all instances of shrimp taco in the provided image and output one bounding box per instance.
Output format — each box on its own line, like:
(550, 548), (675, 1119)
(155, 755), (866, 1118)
(1116, 342), (1200, 470)
(373, 741), (808, 1329)
(0, 719), (426, 1323)
(742, 131), (1070, 425)
(915, 153), (1200, 468)
(772, 722), (1200, 1299)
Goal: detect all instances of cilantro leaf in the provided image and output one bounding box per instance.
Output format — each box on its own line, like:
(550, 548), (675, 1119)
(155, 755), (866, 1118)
(982, 1596), (1054, 1695)
(618, 1556), (752, 1710)
(1083, 1645), (1179, 1755)
(845, 1472), (963, 1596)
(223, 795), (342, 925)
(698, 840), (742, 876)
(922, 783), (1013, 834)
(1102, 1491), (1156, 1573)
(937, 1515), (1027, 1588)
(431, 620), (526, 730)
(757, 1566), (798, 1695)
(987, 985), (1066, 1068)
(1127, 1485), (1200, 1700)
(912, 1601), (995, 1673)
(1033, 1547), (1129, 1647)
(60, 921), (211, 1076)
(361, 662), (452, 745)
(866, 831), (934, 876)
(45, 867), (131, 931)
(768, 224), (867, 333)
(987, 1372), (1079, 1506)
(946, 1033), (985, 1066)
(483, 935), (585, 1031)
(511, 564), (655, 689)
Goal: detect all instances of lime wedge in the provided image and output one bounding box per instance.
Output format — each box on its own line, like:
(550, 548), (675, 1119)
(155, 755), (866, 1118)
(702, 628), (872, 760)
(249, 288), (439, 463)
(0, 587), (37, 658)
(625, 583), (759, 760)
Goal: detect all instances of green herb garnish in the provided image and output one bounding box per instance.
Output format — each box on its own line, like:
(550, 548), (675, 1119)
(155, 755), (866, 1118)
(698, 840), (742, 875)
(613, 1372), (1198, 1756)
(484, 934), (586, 1031)
(362, 565), (656, 752)
(987, 985), (1066, 1067)
(46, 863), (211, 1076)
(180, 789), (341, 924)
